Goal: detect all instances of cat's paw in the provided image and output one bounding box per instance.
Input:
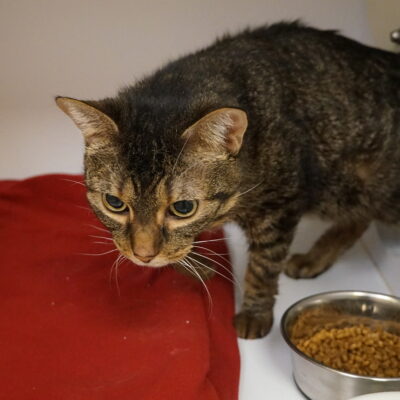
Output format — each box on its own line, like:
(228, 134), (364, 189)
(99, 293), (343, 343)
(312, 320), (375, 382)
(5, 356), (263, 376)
(284, 253), (330, 279)
(233, 310), (273, 339)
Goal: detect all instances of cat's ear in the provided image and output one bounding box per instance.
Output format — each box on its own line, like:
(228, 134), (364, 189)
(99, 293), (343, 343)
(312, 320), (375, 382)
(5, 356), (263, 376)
(182, 108), (248, 156)
(55, 97), (118, 146)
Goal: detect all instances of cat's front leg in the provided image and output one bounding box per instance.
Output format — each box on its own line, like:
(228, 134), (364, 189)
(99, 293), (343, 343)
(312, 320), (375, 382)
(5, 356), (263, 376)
(235, 212), (299, 339)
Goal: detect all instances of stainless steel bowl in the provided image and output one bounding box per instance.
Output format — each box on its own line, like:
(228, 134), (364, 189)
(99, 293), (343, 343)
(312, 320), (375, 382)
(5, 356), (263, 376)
(281, 291), (400, 400)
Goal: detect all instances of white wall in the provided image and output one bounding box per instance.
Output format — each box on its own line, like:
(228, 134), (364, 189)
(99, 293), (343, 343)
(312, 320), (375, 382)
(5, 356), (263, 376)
(0, 0), (374, 179)
(366, 0), (400, 52)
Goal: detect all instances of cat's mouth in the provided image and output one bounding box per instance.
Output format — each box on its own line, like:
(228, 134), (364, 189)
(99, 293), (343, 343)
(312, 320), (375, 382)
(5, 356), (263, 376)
(129, 256), (171, 268)
(120, 246), (192, 269)
(110, 235), (194, 268)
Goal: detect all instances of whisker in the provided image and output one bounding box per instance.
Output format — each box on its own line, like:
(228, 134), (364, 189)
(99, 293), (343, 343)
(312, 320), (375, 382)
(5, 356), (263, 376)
(89, 235), (113, 241)
(190, 251), (243, 293)
(186, 254), (220, 277)
(86, 224), (109, 233)
(109, 255), (120, 289)
(80, 248), (119, 256)
(192, 245), (230, 261)
(186, 254), (240, 291)
(236, 181), (262, 198)
(192, 237), (228, 244)
(177, 260), (195, 278)
(92, 241), (114, 245)
(177, 260), (200, 285)
(173, 164), (199, 183)
(181, 258), (213, 314)
(172, 135), (191, 175)
(191, 250), (233, 276)
(61, 178), (86, 187)
(75, 205), (92, 212)
(114, 254), (125, 297)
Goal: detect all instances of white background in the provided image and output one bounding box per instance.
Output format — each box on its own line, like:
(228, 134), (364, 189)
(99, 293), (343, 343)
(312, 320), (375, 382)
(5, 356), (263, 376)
(0, 0), (383, 179)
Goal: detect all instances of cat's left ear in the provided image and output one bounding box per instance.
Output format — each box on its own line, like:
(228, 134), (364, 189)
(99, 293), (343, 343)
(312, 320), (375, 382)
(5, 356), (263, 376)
(182, 108), (248, 156)
(55, 97), (118, 146)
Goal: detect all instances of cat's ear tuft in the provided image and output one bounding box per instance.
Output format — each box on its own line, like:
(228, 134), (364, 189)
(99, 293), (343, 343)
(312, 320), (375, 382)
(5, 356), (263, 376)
(182, 108), (248, 156)
(55, 97), (118, 146)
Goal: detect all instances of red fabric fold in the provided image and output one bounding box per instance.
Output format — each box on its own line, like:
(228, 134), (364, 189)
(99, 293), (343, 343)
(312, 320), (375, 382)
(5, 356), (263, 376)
(0, 174), (239, 400)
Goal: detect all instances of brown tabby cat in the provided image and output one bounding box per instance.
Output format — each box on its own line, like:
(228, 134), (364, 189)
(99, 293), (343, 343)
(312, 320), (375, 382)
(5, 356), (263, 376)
(56, 22), (400, 339)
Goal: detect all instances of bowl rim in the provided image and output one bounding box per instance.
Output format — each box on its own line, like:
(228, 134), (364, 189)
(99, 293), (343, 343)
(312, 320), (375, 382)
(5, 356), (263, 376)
(280, 290), (400, 382)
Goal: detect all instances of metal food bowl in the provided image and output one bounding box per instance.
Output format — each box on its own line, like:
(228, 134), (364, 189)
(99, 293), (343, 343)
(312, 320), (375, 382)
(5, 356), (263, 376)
(281, 291), (400, 400)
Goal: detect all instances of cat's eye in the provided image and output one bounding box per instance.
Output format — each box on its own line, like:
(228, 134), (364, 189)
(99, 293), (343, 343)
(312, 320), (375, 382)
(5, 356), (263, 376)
(102, 193), (128, 213)
(169, 200), (198, 218)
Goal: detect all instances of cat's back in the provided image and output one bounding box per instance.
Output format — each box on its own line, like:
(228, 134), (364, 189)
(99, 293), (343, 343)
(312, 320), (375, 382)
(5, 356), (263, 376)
(119, 22), (400, 149)
(223, 22), (400, 93)
(132, 22), (400, 111)
(238, 23), (399, 137)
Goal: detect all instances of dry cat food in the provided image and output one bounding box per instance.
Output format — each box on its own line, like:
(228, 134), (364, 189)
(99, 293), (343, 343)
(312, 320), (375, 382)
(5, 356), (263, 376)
(290, 307), (400, 378)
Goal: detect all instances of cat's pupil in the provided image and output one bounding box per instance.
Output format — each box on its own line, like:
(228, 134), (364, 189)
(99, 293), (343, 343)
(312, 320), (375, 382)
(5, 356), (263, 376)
(173, 200), (194, 214)
(105, 194), (124, 209)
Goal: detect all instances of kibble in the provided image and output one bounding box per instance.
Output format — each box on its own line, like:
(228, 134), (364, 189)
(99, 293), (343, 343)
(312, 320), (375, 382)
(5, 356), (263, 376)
(290, 308), (400, 378)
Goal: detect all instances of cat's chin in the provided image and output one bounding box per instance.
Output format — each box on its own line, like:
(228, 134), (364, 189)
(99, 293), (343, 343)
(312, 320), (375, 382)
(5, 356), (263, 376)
(130, 258), (169, 268)
(119, 246), (192, 268)
(127, 255), (175, 268)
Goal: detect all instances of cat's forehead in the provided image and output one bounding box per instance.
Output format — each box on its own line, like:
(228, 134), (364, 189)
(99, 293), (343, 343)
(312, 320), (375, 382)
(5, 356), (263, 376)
(127, 158), (210, 203)
(134, 163), (208, 201)
(85, 129), (219, 202)
(119, 135), (176, 188)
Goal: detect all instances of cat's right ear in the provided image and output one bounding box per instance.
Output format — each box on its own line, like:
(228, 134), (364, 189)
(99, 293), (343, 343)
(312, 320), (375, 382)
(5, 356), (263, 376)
(181, 108), (248, 157)
(55, 97), (118, 146)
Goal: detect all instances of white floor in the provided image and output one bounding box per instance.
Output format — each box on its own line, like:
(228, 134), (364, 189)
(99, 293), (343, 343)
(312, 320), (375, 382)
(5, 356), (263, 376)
(224, 217), (392, 400)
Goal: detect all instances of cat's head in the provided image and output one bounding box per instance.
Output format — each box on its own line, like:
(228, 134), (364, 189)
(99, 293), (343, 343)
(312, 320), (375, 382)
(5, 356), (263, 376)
(56, 97), (247, 267)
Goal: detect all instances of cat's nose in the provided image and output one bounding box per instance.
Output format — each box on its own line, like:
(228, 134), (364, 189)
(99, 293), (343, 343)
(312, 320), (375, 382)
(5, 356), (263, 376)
(132, 224), (162, 263)
(133, 252), (157, 263)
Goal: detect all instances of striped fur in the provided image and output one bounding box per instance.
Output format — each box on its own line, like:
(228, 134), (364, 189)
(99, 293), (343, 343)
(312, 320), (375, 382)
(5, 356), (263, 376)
(57, 22), (400, 338)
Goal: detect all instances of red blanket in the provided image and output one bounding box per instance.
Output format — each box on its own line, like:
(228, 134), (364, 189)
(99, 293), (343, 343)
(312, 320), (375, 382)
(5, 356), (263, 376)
(0, 175), (239, 400)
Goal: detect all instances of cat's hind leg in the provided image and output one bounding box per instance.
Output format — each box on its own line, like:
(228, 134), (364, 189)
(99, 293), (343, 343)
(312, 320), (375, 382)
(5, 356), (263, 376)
(285, 219), (370, 279)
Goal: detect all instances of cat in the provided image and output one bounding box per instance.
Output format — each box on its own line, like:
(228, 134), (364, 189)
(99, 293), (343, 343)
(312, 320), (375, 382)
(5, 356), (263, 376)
(56, 21), (400, 339)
